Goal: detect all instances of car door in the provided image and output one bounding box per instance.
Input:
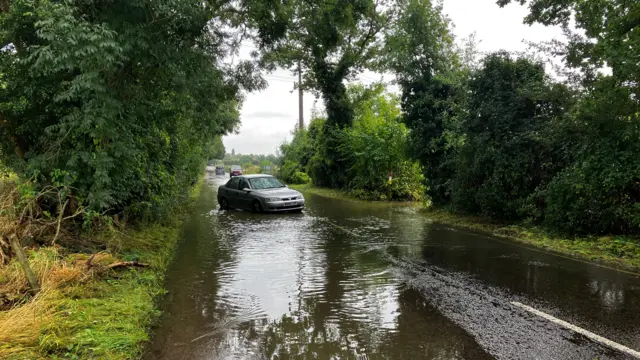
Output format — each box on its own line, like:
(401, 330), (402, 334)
(236, 178), (252, 210)
(225, 177), (241, 207)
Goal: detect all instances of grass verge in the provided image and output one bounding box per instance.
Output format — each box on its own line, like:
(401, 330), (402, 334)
(289, 184), (358, 201)
(293, 184), (640, 272)
(289, 184), (417, 204)
(422, 208), (640, 273)
(0, 176), (205, 359)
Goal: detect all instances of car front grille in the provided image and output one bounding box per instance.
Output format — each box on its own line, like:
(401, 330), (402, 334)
(282, 196), (298, 201)
(280, 204), (301, 209)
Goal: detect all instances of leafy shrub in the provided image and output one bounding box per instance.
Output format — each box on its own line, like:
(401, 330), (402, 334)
(542, 85), (640, 234)
(279, 160), (311, 184)
(0, 0), (259, 222)
(290, 171), (312, 184)
(449, 53), (573, 220)
(339, 84), (425, 201)
(278, 84), (425, 201)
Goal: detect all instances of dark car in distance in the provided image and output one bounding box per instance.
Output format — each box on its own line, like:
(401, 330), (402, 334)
(217, 175), (305, 213)
(215, 165), (225, 175)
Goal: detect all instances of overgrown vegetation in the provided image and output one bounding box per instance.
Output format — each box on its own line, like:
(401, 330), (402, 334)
(277, 0), (638, 240)
(280, 84), (425, 200)
(0, 1), (255, 358)
(1, 0), (639, 356)
(384, 0), (640, 236)
(0, 223), (184, 359)
(0, 174), (203, 359)
(0, 0), (261, 222)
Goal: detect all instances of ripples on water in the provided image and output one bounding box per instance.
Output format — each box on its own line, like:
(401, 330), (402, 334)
(145, 177), (492, 359)
(146, 176), (640, 360)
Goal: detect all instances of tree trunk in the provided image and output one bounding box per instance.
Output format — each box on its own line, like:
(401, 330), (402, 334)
(8, 234), (40, 294)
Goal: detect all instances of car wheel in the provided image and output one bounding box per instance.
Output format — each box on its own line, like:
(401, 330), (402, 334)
(252, 200), (264, 213)
(219, 197), (229, 210)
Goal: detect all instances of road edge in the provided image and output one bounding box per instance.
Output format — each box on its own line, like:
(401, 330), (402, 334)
(292, 184), (640, 274)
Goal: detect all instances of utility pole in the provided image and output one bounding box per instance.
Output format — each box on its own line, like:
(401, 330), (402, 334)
(297, 60), (304, 130)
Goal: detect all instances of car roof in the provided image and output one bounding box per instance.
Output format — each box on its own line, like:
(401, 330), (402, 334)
(236, 174), (274, 179)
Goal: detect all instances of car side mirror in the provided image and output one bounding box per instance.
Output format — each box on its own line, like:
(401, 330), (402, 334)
(242, 188), (252, 192)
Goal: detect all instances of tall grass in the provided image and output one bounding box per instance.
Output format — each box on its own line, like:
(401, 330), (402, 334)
(0, 224), (182, 359)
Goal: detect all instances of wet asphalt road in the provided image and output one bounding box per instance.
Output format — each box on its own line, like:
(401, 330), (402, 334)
(144, 173), (640, 359)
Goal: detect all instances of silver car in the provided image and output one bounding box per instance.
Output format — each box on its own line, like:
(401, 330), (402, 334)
(217, 175), (305, 213)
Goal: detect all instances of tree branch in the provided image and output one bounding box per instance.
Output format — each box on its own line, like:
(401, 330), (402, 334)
(107, 261), (149, 270)
(51, 199), (69, 245)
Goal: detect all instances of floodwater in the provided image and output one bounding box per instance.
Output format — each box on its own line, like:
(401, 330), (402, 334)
(145, 173), (640, 359)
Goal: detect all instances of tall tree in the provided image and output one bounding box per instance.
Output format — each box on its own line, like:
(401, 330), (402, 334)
(498, 0), (640, 233)
(245, 0), (395, 187)
(0, 0), (263, 218)
(451, 53), (574, 220)
(497, 0), (640, 96)
(383, 0), (459, 203)
(247, 0), (393, 128)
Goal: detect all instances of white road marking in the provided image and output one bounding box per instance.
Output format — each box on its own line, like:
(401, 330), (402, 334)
(511, 301), (640, 359)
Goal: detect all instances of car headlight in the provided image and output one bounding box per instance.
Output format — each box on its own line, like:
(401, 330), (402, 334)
(265, 197), (281, 202)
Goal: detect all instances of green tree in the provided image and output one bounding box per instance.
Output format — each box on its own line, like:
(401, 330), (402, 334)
(339, 84), (425, 200)
(383, 0), (460, 204)
(498, 0), (640, 97)
(0, 0), (263, 220)
(207, 136), (226, 161)
(497, 0), (640, 234)
(246, 0), (396, 187)
(451, 53), (574, 220)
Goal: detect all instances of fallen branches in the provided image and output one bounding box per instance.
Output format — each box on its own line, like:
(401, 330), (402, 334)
(106, 261), (149, 270)
(8, 234), (40, 294)
(85, 254), (96, 269)
(0, 236), (10, 264)
(51, 199), (69, 245)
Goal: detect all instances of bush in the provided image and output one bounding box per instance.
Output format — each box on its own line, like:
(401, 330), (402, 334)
(0, 1), (252, 221)
(448, 54), (573, 220)
(291, 171), (312, 184)
(278, 159), (311, 184)
(278, 84), (426, 201)
(543, 121), (640, 234)
(339, 84), (425, 201)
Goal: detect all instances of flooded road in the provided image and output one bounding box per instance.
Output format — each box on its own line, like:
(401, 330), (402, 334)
(145, 173), (640, 359)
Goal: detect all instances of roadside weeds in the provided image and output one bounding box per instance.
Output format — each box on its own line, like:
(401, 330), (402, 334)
(0, 176), (205, 359)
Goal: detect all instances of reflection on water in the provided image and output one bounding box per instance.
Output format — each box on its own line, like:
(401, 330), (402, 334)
(413, 225), (640, 351)
(146, 175), (640, 358)
(145, 177), (491, 359)
(588, 279), (625, 312)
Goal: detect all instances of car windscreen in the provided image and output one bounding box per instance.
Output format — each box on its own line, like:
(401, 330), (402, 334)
(249, 177), (284, 190)
(231, 165), (241, 170)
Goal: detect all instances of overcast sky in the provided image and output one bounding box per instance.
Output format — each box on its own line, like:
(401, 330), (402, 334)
(222, 0), (564, 155)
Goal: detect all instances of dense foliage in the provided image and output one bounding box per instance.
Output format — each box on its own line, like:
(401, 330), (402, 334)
(450, 53), (575, 220)
(1, 0), (637, 235)
(280, 84), (425, 200)
(0, 0), (262, 221)
(247, 0), (397, 187)
(389, 0), (639, 234)
(497, 0), (640, 234)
